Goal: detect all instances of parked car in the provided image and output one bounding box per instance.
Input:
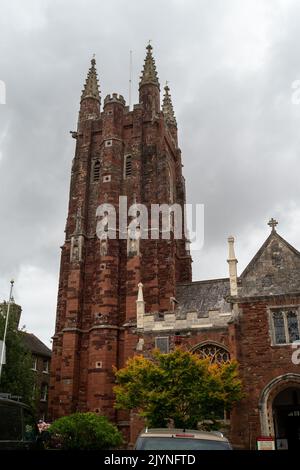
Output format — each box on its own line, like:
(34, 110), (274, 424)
(134, 428), (232, 450)
(0, 396), (42, 450)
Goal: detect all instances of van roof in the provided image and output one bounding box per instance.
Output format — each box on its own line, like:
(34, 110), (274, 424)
(0, 396), (30, 410)
(138, 428), (228, 442)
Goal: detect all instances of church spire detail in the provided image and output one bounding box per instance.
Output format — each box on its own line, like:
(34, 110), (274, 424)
(81, 57), (100, 103)
(162, 83), (177, 127)
(139, 43), (160, 89)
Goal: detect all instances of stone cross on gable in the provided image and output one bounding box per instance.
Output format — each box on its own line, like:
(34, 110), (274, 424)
(268, 218), (278, 232)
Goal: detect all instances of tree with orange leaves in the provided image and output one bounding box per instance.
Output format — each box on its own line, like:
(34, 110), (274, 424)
(114, 348), (243, 429)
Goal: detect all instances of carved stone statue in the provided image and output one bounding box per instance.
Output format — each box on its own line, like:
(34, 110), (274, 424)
(127, 225), (141, 256)
(70, 235), (83, 262)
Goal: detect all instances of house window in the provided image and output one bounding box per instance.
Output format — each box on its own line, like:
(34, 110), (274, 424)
(42, 359), (49, 373)
(31, 357), (37, 371)
(155, 336), (169, 353)
(40, 384), (48, 402)
(93, 160), (100, 182)
(272, 309), (300, 345)
(124, 155), (132, 178)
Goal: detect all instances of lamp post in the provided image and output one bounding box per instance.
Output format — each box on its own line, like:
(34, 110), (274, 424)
(0, 280), (14, 382)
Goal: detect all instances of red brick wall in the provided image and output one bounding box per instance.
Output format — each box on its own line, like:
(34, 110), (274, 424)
(230, 295), (300, 449)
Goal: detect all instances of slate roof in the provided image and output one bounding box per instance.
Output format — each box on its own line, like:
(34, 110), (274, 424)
(20, 332), (52, 358)
(176, 278), (231, 316)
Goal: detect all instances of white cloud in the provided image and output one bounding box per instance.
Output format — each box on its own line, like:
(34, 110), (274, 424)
(13, 265), (57, 347)
(0, 0), (300, 342)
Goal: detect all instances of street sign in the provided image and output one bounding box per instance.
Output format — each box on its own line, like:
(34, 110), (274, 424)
(257, 436), (275, 450)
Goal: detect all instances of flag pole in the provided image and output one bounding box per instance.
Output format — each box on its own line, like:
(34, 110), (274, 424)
(0, 280), (14, 382)
(129, 50), (132, 110)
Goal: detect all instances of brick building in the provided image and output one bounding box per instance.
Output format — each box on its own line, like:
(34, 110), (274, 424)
(21, 332), (51, 420)
(0, 301), (51, 419)
(49, 45), (300, 449)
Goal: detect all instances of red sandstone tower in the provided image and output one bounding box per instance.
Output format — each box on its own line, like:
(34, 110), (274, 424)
(49, 45), (192, 422)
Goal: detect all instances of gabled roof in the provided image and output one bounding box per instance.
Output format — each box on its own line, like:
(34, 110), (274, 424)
(20, 332), (51, 358)
(239, 229), (300, 297)
(241, 230), (300, 279)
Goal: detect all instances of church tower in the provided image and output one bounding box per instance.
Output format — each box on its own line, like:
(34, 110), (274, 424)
(49, 45), (192, 423)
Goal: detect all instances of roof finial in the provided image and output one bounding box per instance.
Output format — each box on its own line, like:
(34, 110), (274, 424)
(137, 282), (144, 302)
(162, 81), (177, 126)
(227, 236), (238, 297)
(136, 282), (145, 329)
(81, 56), (100, 103)
(268, 218), (278, 232)
(139, 42), (160, 89)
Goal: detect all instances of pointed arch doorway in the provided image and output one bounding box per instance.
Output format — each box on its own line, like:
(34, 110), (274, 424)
(259, 374), (300, 450)
(273, 387), (300, 449)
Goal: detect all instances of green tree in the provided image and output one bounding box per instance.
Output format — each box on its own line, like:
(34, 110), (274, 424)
(0, 313), (35, 407)
(48, 412), (123, 450)
(114, 348), (243, 429)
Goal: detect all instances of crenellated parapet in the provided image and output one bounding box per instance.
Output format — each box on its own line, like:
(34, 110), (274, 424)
(139, 309), (232, 332)
(104, 93), (126, 107)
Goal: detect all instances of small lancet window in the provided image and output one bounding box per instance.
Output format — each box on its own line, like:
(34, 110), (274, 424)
(155, 336), (169, 353)
(93, 160), (100, 182)
(124, 155), (132, 178)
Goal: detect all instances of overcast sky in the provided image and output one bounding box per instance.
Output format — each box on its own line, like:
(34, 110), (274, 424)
(1, 0), (300, 345)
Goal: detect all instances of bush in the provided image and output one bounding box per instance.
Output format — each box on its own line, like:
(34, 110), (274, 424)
(48, 412), (123, 450)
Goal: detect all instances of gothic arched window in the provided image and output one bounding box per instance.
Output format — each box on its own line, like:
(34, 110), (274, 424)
(192, 342), (230, 364)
